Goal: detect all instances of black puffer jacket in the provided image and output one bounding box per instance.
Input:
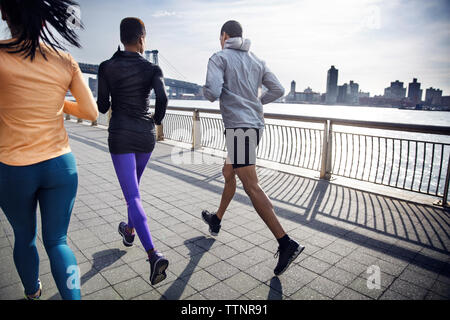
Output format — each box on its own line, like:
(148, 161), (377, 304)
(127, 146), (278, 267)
(97, 48), (168, 131)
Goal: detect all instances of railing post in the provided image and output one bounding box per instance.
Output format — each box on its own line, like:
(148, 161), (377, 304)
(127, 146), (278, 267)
(156, 124), (164, 141)
(77, 117), (83, 124)
(436, 153), (450, 207)
(320, 120), (328, 179)
(91, 120), (98, 126)
(65, 114), (71, 120)
(320, 120), (331, 180)
(326, 121), (333, 176)
(192, 109), (202, 150)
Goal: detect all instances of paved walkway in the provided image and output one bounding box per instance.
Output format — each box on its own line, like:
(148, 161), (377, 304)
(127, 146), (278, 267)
(1, 121), (449, 300)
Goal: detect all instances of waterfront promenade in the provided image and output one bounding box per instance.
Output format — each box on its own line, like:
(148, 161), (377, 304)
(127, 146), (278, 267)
(0, 121), (449, 300)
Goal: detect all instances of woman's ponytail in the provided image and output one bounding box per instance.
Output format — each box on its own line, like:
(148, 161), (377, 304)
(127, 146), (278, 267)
(0, 0), (83, 60)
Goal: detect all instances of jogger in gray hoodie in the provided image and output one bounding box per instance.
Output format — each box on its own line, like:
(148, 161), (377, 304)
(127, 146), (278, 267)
(201, 20), (304, 276)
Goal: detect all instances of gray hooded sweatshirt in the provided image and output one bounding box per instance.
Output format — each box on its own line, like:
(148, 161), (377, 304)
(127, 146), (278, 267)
(203, 37), (285, 129)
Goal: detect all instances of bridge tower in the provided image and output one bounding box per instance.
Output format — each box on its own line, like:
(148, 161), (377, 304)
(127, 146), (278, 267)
(144, 50), (159, 65)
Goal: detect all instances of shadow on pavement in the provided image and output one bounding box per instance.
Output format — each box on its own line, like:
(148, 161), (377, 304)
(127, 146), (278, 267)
(160, 236), (215, 300)
(268, 277), (283, 300)
(48, 248), (126, 300)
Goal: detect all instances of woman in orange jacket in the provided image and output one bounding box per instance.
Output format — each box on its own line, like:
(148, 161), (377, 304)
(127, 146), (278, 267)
(0, 0), (98, 300)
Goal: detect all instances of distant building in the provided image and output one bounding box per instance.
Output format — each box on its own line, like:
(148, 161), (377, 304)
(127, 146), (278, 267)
(358, 90), (370, 98)
(326, 65), (338, 104)
(359, 96), (409, 108)
(384, 80), (406, 99)
(290, 80), (296, 94)
(88, 77), (98, 97)
(286, 81), (321, 103)
(407, 78), (423, 105)
(425, 87), (442, 105)
(337, 83), (348, 104)
(348, 80), (359, 104)
(441, 96), (450, 107)
(336, 80), (360, 104)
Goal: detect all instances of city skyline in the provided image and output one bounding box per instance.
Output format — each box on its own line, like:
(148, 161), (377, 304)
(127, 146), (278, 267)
(1, 0), (449, 96)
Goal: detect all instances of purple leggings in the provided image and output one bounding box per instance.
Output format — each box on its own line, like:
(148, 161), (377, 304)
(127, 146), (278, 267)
(110, 152), (154, 252)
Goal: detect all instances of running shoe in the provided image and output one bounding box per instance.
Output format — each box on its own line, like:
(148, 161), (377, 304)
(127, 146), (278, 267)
(24, 279), (42, 300)
(118, 222), (135, 247)
(201, 210), (221, 236)
(147, 250), (169, 286)
(273, 239), (305, 276)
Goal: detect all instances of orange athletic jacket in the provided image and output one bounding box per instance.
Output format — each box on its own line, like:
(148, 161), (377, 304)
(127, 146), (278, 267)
(0, 40), (98, 166)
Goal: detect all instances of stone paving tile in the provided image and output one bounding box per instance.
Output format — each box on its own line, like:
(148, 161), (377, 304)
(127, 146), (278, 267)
(335, 288), (372, 300)
(194, 252), (222, 269)
(335, 257), (369, 276)
(398, 268), (436, 290)
(358, 270), (396, 289)
(244, 262), (277, 283)
(132, 290), (166, 300)
(348, 276), (384, 299)
(266, 275), (309, 297)
(372, 258), (407, 277)
(325, 241), (356, 257)
(299, 256), (333, 274)
(245, 283), (289, 300)
(181, 269), (220, 292)
(0, 269), (21, 289)
(205, 261), (241, 281)
(223, 272), (261, 295)
(163, 258), (203, 280)
(429, 280), (450, 298)
(113, 276), (154, 300)
(227, 252), (260, 271)
(290, 286), (331, 300)
(78, 262), (111, 296)
(200, 282), (241, 300)
(209, 244), (240, 260)
(322, 266), (359, 286)
(157, 278), (197, 300)
(0, 282), (26, 300)
(306, 276), (345, 299)
(100, 264), (138, 286)
(379, 289), (408, 300)
(281, 264), (318, 287)
(227, 238), (255, 253)
(313, 248), (344, 265)
(424, 290), (448, 300)
(388, 278), (428, 300)
(84, 286), (123, 300)
(243, 246), (273, 264)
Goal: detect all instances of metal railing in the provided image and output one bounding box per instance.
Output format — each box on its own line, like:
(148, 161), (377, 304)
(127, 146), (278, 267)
(67, 106), (450, 206)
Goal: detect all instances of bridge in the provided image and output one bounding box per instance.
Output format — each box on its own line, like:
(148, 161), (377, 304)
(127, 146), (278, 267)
(78, 62), (202, 97)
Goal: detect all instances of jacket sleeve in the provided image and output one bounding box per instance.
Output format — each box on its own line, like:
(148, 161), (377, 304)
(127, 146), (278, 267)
(202, 54), (224, 102)
(152, 66), (168, 125)
(260, 62), (285, 105)
(96, 62), (111, 114)
(63, 56), (99, 121)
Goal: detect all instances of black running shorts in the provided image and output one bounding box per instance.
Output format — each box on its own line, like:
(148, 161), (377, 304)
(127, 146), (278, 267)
(224, 128), (263, 169)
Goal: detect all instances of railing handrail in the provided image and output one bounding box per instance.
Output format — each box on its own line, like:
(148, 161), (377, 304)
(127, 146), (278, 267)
(162, 105), (450, 136)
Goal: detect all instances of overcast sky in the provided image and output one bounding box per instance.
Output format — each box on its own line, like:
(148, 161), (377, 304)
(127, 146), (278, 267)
(1, 0), (449, 96)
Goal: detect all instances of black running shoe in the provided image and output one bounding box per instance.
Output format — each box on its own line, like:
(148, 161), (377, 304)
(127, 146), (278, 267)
(147, 251), (169, 286)
(118, 222), (135, 247)
(201, 210), (221, 236)
(274, 239), (305, 276)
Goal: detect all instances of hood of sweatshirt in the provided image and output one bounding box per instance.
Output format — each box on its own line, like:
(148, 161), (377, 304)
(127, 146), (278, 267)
(224, 37), (251, 52)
